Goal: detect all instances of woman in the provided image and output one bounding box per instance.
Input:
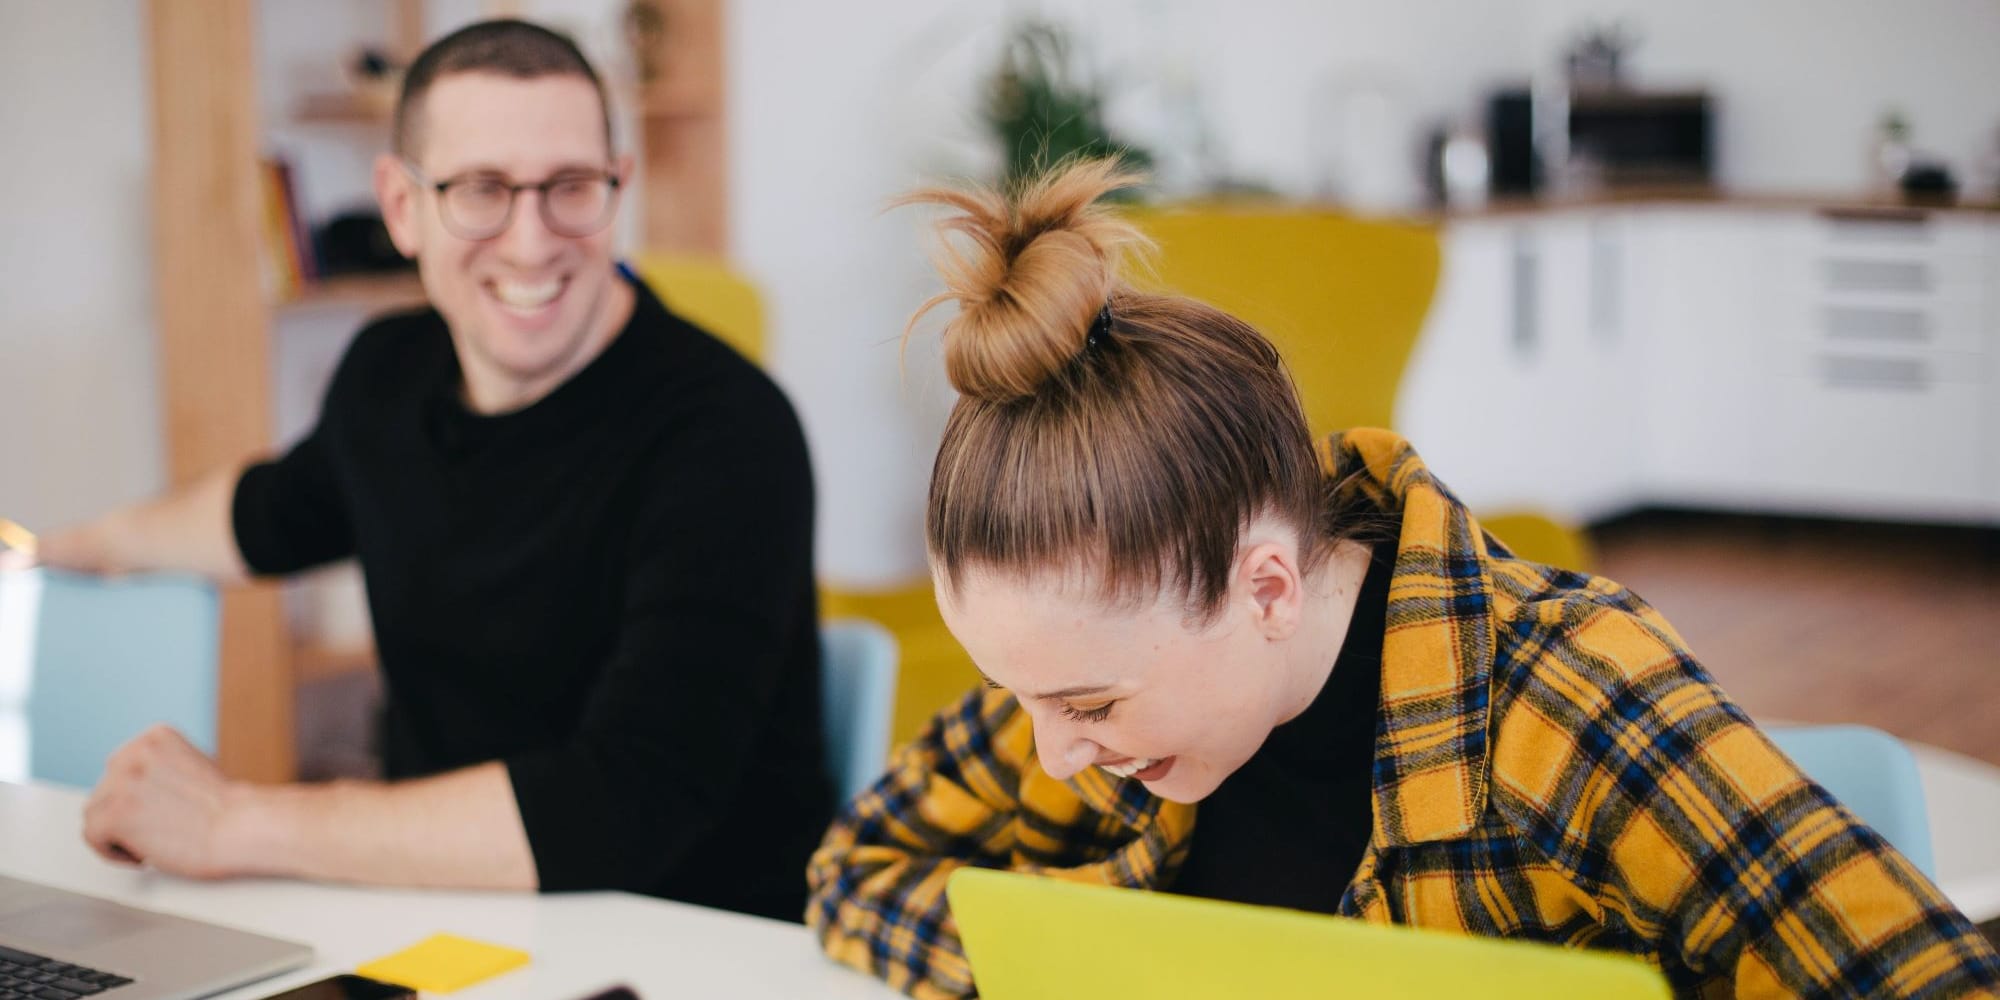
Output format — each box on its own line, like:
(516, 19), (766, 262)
(806, 160), (1999, 998)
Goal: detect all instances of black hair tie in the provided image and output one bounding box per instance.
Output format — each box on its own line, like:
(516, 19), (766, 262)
(1085, 303), (1114, 351)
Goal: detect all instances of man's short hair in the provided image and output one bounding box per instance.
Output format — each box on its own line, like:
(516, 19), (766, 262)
(393, 18), (612, 161)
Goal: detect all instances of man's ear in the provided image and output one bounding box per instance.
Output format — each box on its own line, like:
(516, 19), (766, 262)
(1237, 541), (1305, 642)
(372, 154), (422, 259)
(611, 150), (636, 186)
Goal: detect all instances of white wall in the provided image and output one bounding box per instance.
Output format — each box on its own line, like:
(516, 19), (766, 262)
(0, 2), (162, 533)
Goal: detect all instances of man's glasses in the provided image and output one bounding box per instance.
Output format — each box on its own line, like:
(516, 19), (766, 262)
(402, 160), (622, 241)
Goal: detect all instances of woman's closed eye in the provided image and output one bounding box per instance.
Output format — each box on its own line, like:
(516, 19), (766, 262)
(1060, 701), (1116, 723)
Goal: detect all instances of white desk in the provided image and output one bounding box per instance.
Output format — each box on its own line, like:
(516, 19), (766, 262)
(4, 746), (1997, 1000)
(1913, 743), (2000, 924)
(0, 781), (900, 1000)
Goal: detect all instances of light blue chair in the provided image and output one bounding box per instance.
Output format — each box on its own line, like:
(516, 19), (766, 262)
(20, 570), (220, 789)
(1767, 724), (1935, 878)
(820, 618), (899, 803)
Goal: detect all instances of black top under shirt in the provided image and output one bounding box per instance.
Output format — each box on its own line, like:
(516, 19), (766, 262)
(1167, 539), (1395, 914)
(232, 274), (832, 921)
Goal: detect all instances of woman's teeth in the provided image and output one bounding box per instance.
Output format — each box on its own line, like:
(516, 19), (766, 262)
(494, 278), (561, 309)
(1099, 758), (1157, 779)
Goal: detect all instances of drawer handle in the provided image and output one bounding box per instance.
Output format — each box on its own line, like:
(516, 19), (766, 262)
(1510, 231), (1538, 357)
(1819, 209), (1933, 244)
(1819, 354), (1930, 391)
(1823, 306), (1930, 343)
(1823, 258), (1930, 293)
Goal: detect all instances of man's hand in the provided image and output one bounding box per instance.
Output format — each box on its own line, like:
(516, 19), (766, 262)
(82, 725), (250, 879)
(80, 732), (534, 889)
(7, 465), (254, 583)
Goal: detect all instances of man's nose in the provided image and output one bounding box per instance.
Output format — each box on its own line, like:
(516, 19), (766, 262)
(494, 190), (561, 262)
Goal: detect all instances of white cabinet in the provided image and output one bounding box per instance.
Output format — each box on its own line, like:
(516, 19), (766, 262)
(1628, 208), (1774, 506)
(1398, 212), (1640, 522)
(1400, 203), (2000, 526)
(1397, 219), (1521, 508)
(1758, 210), (1992, 518)
(1530, 212), (1645, 518)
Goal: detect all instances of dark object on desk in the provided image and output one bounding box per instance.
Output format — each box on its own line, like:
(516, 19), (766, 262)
(571, 987), (640, 1000)
(257, 973), (412, 1000)
(258, 973), (413, 1000)
(315, 212), (412, 276)
(1900, 162), (1959, 205)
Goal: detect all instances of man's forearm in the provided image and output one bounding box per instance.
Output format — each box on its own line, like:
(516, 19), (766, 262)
(38, 465), (252, 582)
(219, 762), (538, 890)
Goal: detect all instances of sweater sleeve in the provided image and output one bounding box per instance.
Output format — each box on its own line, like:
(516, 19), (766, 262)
(231, 331), (369, 575)
(501, 375), (818, 893)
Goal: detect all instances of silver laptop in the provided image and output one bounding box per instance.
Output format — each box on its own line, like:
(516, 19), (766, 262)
(0, 875), (311, 1000)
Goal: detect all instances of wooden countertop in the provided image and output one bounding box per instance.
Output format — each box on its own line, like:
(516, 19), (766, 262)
(1440, 185), (2000, 221)
(1151, 187), (2000, 223)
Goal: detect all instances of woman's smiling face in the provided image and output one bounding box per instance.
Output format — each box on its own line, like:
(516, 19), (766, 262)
(936, 559), (1297, 804)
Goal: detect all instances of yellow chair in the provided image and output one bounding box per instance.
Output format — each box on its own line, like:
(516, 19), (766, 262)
(1132, 205), (1593, 572)
(1131, 205), (1440, 438)
(631, 253), (766, 363)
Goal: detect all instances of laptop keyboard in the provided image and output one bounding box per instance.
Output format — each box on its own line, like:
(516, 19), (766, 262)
(0, 945), (133, 1000)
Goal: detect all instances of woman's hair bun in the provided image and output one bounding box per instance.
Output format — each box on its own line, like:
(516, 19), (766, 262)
(900, 158), (1150, 402)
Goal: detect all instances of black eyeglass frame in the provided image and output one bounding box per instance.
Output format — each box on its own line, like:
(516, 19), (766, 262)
(400, 159), (624, 241)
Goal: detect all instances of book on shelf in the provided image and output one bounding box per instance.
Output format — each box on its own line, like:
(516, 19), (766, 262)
(256, 154), (320, 302)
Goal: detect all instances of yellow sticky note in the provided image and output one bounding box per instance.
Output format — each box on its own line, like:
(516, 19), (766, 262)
(356, 933), (531, 994)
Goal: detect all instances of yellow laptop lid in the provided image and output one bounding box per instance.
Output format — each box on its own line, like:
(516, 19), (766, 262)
(946, 869), (1671, 1000)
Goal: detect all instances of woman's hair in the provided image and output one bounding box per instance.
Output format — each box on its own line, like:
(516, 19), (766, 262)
(904, 158), (1359, 624)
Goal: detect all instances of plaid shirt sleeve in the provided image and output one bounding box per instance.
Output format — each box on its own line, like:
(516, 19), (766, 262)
(1487, 589), (2000, 998)
(806, 686), (1195, 999)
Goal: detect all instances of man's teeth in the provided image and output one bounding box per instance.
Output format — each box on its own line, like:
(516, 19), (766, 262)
(1099, 758), (1158, 779)
(494, 279), (561, 308)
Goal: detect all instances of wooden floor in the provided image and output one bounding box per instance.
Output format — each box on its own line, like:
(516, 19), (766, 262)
(1590, 511), (2000, 768)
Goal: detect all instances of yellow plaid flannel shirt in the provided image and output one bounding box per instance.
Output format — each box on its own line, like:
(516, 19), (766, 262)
(807, 428), (2000, 998)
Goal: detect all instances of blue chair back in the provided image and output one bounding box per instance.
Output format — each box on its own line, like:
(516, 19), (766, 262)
(18, 570), (219, 789)
(1767, 724), (1935, 878)
(821, 618), (899, 803)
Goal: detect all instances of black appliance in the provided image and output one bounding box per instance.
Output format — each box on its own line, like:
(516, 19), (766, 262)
(1566, 90), (1714, 186)
(1486, 88), (1541, 195)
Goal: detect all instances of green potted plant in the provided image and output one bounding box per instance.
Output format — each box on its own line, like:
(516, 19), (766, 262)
(982, 20), (1154, 194)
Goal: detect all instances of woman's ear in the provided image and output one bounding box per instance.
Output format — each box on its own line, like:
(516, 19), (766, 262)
(1237, 540), (1305, 642)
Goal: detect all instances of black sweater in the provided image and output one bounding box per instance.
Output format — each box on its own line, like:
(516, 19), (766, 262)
(1167, 539), (1393, 913)
(233, 275), (832, 920)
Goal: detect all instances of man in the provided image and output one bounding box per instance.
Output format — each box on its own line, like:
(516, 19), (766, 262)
(11, 19), (830, 922)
